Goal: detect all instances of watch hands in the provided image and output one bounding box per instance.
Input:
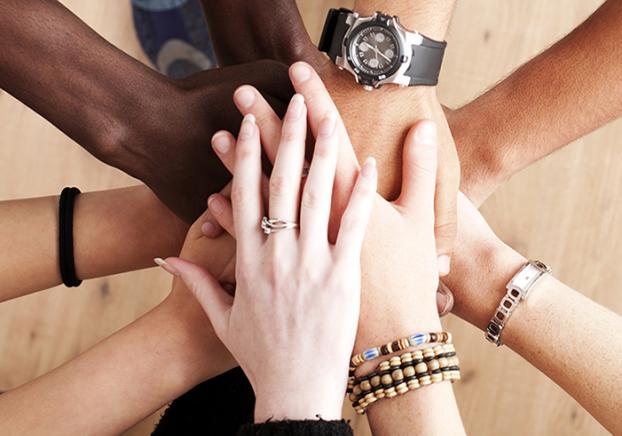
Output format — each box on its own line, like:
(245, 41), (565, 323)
(370, 44), (392, 62)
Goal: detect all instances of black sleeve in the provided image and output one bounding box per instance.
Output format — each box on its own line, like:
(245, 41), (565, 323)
(237, 420), (353, 436)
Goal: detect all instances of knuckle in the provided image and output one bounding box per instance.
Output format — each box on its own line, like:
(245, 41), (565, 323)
(269, 175), (291, 198)
(340, 213), (364, 233)
(301, 187), (322, 210)
(230, 185), (248, 206)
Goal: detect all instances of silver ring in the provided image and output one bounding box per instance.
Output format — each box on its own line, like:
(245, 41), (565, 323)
(261, 217), (299, 235)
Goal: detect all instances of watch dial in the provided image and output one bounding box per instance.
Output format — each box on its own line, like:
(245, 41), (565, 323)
(350, 26), (400, 77)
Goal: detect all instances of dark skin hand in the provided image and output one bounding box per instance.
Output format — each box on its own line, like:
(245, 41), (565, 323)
(0, 0), (291, 223)
(201, 0), (460, 265)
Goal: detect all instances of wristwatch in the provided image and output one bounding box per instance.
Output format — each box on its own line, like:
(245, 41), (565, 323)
(486, 260), (552, 346)
(318, 8), (447, 90)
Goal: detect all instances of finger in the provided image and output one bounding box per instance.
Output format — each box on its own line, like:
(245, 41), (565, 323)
(268, 94), (307, 222)
(299, 113), (338, 248)
(434, 126), (460, 275)
(437, 281), (455, 317)
(396, 120), (438, 219)
(335, 158), (377, 259)
(159, 257), (232, 337)
(234, 85), (282, 163)
(206, 194), (234, 237)
(202, 183), (233, 239)
(211, 131), (237, 174)
(232, 114), (264, 253)
(288, 61), (359, 180)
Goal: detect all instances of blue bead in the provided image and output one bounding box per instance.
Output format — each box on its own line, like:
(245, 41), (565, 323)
(363, 349), (380, 360)
(410, 333), (426, 345)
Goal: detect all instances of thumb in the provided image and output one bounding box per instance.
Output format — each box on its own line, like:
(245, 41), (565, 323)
(158, 257), (232, 336)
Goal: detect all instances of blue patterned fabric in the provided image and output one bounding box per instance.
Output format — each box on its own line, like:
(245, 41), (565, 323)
(131, 0), (217, 78)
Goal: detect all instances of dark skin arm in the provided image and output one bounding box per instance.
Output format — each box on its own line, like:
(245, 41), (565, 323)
(0, 0), (292, 223)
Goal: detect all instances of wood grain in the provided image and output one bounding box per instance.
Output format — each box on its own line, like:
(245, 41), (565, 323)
(0, 1), (617, 435)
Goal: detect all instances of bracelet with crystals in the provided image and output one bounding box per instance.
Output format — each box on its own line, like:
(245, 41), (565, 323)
(486, 260), (551, 346)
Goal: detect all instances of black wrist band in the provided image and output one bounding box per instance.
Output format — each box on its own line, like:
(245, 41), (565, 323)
(59, 187), (82, 287)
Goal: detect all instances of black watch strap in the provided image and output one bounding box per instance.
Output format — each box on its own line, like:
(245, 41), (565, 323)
(318, 8), (353, 63)
(404, 37), (447, 86)
(319, 8), (446, 86)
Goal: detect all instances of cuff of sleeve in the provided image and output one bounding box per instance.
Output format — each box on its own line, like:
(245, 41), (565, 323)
(237, 419), (353, 436)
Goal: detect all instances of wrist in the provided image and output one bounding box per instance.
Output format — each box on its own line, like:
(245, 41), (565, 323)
(254, 386), (343, 422)
(449, 239), (526, 331)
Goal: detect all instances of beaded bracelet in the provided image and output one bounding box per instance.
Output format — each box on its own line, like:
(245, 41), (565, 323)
(349, 344), (460, 414)
(350, 331), (452, 369)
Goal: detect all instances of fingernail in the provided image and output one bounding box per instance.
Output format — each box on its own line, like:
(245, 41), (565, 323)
(361, 157), (377, 177)
(436, 291), (448, 315)
(239, 114), (256, 139)
(318, 113), (336, 137)
(234, 86), (255, 109)
(212, 132), (231, 154)
(208, 195), (224, 214)
(290, 62), (311, 83)
(437, 254), (451, 276)
(154, 257), (179, 276)
(201, 220), (217, 236)
(416, 120), (437, 144)
(286, 94), (305, 121)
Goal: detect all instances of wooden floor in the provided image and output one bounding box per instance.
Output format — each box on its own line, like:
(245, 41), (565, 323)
(0, 1), (619, 435)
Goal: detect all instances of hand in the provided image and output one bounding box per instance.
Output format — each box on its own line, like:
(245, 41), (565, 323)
(203, 63), (453, 316)
(163, 96), (377, 421)
(200, 2), (459, 268)
(108, 60), (293, 224)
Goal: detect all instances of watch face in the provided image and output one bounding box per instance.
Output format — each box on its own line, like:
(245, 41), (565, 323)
(348, 25), (401, 78)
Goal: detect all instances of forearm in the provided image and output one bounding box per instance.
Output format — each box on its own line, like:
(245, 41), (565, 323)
(200, 0), (315, 66)
(353, 0), (456, 40)
(446, 234), (622, 433)
(0, 284), (235, 435)
(0, 0), (174, 169)
(451, 0), (622, 205)
(0, 186), (187, 302)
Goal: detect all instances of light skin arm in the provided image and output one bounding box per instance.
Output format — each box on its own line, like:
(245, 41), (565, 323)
(450, 0), (622, 204)
(0, 212), (236, 436)
(444, 195), (622, 434)
(0, 186), (187, 302)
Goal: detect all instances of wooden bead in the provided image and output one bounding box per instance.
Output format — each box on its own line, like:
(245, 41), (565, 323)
(379, 361), (391, 371)
(412, 350), (423, 360)
(438, 357), (449, 369)
(407, 378), (420, 390)
(389, 356), (401, 368)
(401, 353), (413, 364)
(433, 345), (444, 357)
(374, 388), (386, 399)
(360, 380), (372, 391)
(415, 362), (428, 375)
(381, 374), (393, 387)
(419, 374), (431, 385)
(423, 348), (435, 361)
(370, 375), (381, 387)
(396, 382), (409, 395)
(353, 385), (362, 395)
(391, 368), (404, 382)
(431, 372), (443, 383)
(385, 387), (397, 398)
(348, 393), (358, 402)
(427, 359), (440, 371)
(403, 365), (416, 378)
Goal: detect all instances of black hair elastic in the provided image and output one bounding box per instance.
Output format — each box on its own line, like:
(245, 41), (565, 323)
(59, 187), (82, 287)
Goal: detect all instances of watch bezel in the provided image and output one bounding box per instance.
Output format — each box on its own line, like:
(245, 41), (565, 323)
(344, 19), (404, 86)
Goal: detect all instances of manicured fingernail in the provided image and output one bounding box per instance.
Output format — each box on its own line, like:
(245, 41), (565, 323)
(212, 132), (231, 154)
(286, 94), (305, 121)
(437, 254), (451, 276)
(290, 62), (311, 83)
(361, 157), (377, 177)
(436, 284), (454, 316)
(154, 258), (179, 276)
(416, 120), (437, 144)
(239, 114), (256, 139)
(234, 86), (255, 109)
(201, 220), (217, 236)
(208, 195), (224, 214)
(318, 113), (336, 137)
